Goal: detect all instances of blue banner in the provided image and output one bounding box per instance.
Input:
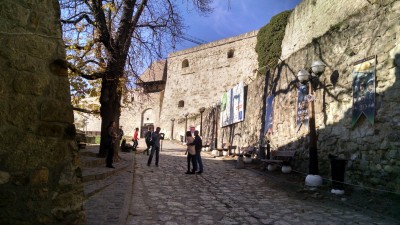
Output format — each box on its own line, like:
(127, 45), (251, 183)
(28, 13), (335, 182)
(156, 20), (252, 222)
(264, 95), (274, 135)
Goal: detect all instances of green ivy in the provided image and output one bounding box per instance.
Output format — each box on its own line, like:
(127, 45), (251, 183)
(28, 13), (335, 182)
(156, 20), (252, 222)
(255, 10), (292, 75)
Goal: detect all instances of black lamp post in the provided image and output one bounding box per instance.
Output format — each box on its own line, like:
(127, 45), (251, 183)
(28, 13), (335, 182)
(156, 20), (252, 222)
(297, 60), (326, 187)
(199, 107), (206, 136)
(171, 118), (175, 140)
(184, 112), (189, 142)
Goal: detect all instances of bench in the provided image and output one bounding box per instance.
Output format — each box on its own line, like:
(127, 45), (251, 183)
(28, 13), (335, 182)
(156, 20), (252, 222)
(240, 146), (256, 163)
(261, 150), (297, 172)
(78, 141), (87, 149)
(212, 143), (236, 156)
(202, 140), (211, 151)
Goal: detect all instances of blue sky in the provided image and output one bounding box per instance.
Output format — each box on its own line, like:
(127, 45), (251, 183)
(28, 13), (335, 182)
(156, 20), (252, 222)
(174, 0), (302, 51)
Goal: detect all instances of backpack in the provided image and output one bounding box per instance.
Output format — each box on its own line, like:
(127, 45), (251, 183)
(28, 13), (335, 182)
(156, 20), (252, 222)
(145, 131), (152, 142)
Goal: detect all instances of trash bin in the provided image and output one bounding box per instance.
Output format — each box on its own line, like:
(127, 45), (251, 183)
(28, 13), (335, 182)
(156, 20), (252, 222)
(329, 154), (347, 194)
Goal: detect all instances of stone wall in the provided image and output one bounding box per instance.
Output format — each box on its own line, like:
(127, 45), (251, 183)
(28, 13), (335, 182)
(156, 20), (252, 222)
(0, 0), (86, 224)
(120, 92), (163, 137)
(281, 0), (370, 60)
(160, 31), (259, 140)
(270, 0), (400, 191)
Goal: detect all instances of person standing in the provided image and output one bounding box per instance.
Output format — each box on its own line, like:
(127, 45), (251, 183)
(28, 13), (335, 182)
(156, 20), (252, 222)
(118, 126), (124, 143)
(106, 121), (118, 168)
(185, 131), (197, 174)
(144, 128), (152, 155)
(147, 127), (161, 167)
(132, 127), (139, 150)
(189, 130), (203, 174)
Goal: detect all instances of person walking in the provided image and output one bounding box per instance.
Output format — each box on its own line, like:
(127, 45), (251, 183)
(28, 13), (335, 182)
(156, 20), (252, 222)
(185, 131), (197, 174)
(132, 127), (139, 150)
(189, 130), (203, 174)
(144, 128), (152, 155)
(147, 127), (161, 167)
(106, 121), (118, 168)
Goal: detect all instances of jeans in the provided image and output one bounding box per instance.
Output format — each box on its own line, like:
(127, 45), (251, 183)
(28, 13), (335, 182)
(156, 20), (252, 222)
(147, 145), (160, 166)
(196, 150), (203, 172)
(133, 139), (138, 149)
(145, 141), (151, 155)
(187, 154), (197, 172)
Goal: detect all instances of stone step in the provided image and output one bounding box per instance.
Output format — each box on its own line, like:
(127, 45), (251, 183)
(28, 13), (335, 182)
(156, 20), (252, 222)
(80, 155), (105, 168)
(82, 154), (132, 182)
(79, 151), (98, 157)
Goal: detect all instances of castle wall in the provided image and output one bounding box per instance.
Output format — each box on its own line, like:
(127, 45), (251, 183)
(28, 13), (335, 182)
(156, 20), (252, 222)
(120, 92), (162, 138)
(281, 0), (370, 60)
(160, 31), (259, 140)
(271, 0), (400, 191)
(0, 0), (86, 223)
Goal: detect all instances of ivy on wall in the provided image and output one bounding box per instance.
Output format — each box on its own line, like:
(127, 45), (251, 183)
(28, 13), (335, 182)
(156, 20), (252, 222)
(255, 10), (292, 75)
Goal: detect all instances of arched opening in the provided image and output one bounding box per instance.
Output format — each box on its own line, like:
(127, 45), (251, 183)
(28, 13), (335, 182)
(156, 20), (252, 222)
(182, 59), (189, 68)
(141, 108), (155, 138)
(227, 49), (234, 58)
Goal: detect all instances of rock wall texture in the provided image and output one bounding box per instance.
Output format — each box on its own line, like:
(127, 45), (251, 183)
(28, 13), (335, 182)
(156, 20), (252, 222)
(271, 0), (400, 192)
(0, 0), (86, 224)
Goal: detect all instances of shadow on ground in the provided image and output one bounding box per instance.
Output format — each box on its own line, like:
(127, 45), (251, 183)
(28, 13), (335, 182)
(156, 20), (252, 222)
(220, 157), (400, 222)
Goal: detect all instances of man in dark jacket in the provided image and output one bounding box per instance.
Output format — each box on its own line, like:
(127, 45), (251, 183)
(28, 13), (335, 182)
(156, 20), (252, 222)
(189, 130), (203, 174)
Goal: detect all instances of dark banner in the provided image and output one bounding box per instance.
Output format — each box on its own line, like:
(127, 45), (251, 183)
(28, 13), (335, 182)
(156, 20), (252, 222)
(264, 95), (274, 135)
(296, 84), (309, 131)
(352, 56), (376, 127)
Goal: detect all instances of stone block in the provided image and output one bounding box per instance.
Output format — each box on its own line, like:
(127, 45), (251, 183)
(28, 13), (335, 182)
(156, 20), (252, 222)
(31, 167), (49, 185)
(40, 100), (73, 123)
(13, 74), (48, 96)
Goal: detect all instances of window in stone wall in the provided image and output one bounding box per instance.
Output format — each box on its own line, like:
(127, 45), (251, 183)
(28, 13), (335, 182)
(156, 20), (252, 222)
(227, 49), (234, 58)
(178, 100), (184, 107)
(182, 59), (189, 68)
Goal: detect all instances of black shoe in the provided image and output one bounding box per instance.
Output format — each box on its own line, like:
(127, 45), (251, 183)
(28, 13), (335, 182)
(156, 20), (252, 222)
(196, 171), (203, 174)
(185, 171), (195, 174)
(106, 165), (115, 169)
(147, 163), (150, 166)
(155, 164), (158, 167)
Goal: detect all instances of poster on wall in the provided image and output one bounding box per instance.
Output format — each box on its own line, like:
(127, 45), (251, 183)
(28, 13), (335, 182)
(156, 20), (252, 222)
(296, 84), (309, 131)
(264, 95), (274, 135)
(352, 56), (376, 127)
(220, 82), (245, 127)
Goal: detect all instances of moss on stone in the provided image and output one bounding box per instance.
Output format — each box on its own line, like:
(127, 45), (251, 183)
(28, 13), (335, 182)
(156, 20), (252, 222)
(255, 10), (292, 75)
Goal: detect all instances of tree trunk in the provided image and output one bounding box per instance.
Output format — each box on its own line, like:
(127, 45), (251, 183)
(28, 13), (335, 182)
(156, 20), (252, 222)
(98, 73), (122, 158)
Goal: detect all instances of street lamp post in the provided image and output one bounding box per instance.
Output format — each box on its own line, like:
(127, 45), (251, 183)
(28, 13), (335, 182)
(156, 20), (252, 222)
(184, 112), (189, 142)
(199, 107), (206, 136)
(171, 118), (175, 140)
(297, 60), (326, 187)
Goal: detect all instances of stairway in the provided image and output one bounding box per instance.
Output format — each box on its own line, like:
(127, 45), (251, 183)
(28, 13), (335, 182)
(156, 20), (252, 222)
(79, 145), (135, 225)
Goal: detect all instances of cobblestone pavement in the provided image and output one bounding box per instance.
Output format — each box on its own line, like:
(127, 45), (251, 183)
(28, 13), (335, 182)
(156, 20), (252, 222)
(125, 141), (399, 225)
(82, 146), (134, 225)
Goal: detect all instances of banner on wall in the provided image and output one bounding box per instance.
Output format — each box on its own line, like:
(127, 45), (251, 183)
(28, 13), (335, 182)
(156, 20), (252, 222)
(296, 84), (309, 131)
(264, 95), (274, 135)
(352, 56), (376, 127)
(220, 82), (245, 127)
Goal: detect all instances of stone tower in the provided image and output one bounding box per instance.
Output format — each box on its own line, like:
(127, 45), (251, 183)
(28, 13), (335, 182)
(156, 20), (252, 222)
(0, 0), (86, 224)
